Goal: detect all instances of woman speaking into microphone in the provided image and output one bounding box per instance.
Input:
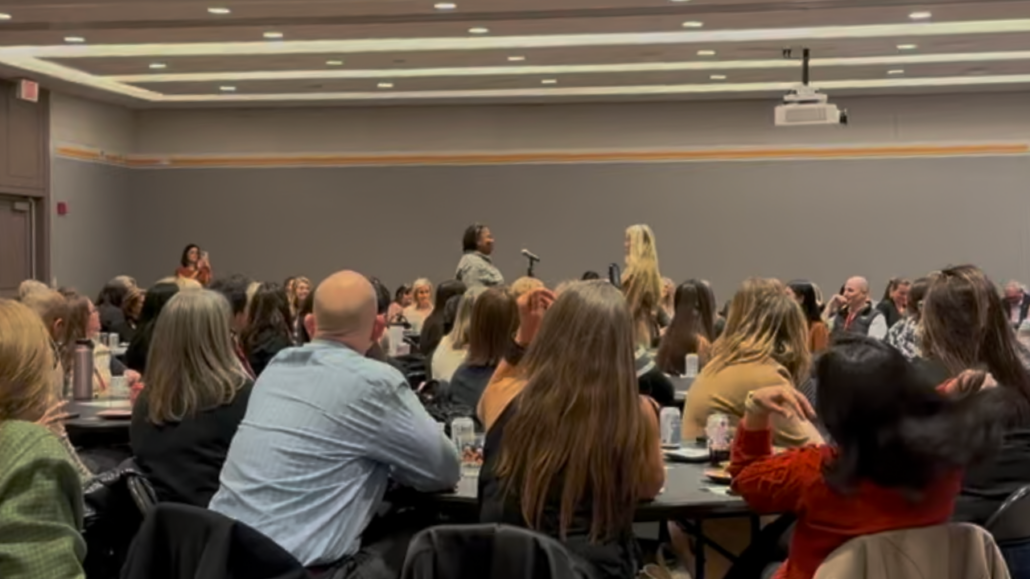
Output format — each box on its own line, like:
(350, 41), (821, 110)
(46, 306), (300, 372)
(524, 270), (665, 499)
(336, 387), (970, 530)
(456, 223), (504, 289)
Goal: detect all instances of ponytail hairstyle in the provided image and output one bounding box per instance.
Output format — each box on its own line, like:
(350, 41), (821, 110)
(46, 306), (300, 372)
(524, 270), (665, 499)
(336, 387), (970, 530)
(817, 335), (1002, 495)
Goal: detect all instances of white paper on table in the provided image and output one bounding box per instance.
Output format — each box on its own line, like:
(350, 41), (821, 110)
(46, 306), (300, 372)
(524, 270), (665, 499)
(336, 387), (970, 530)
(664, 447), (711, 461)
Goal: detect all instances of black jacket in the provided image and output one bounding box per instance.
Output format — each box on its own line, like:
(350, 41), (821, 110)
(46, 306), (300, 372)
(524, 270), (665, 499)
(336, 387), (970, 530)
(875, 299), (904, 329)
(121, 503), (308, 579)
(99, 303), (136, 343)
(244, 328), (293, 377)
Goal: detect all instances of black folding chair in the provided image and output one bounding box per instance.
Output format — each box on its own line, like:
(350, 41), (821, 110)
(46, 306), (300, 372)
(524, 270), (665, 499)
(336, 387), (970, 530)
(985, 486), (1030, 579)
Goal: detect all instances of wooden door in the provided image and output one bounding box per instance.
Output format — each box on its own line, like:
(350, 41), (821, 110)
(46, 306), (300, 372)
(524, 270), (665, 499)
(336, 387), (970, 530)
(0, 195), (34, 298)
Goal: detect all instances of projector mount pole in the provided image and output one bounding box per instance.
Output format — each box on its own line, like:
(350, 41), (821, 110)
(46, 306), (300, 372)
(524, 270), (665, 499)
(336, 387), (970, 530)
(782, 47), (811, 85)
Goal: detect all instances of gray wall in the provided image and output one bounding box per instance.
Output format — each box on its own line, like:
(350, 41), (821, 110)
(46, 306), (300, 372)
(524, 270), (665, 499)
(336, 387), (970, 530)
(51, 157), (132, 294)
(126, 157), (1030, 299)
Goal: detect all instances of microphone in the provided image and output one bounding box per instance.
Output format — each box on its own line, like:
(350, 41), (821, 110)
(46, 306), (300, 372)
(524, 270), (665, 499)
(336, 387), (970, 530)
(521, 249), (541, 262)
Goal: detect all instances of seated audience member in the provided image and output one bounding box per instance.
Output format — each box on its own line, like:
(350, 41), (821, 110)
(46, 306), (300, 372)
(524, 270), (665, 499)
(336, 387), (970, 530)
(125, 282), (181, 373)
(63, 292), (136, 395)
(451, 287), (518, 411)
(17, 278), (48, 300)
(242, 283), (294, 377)
(656, 279), (716, 375)
(659, 277), (675, 323)
(296, 291), (316, 344)
(730, 336), (1001, 579)
(403, 278), (434, 333)
(885, 276), (930, 361)
(477, 281), (664, 578)
(95, 275), (137, 342)
(20, 288), (68, 345)
(0, 299), (87, 578)
(823, 276), (888, 339)
(683, 278), (820, 448)
(622, 224), (666, 346)
(876, 277), (910, 329)
(787, 280), (830, 354)
(509, 276), (544, 301)
(1004, 280), (1030, 328)
(175, 243), (212, 286)
(291, 276), (312, 322)
(431, 287), (484, 382)
(581, 271), (601, 281)
(208, 274), (257, 376)
(715, 300), (729, 338)
(419, 279), (467, 357)
(916, 265), (1030, 525)
(210, 271), (460, 575)
(456, 223), (504, 289)
(131, 290), (254, 507)
(387, 284), (412, 324)
(283, 276), (297, 306)
(365, 275), (398, 366)
(121, 287), (145, 341)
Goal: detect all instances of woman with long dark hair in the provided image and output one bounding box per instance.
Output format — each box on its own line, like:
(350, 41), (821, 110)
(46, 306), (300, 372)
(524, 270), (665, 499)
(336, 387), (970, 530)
(918, 264), (1030, 527)
(95, 275), (137, 341)
(787, 280), (830, 354)
(655, 280), (716, 375)
(450, 288), (517, 410)
(729, 336), (1001, 579)
(419, 279), (467, 357)
(175, 244), (212, 287)
(877, 277), (910, 329)
(241, 282), (294, 377)
(885, 277), (930, 361)
(125, 282), (181, 373)
(477, 281), (664, 578)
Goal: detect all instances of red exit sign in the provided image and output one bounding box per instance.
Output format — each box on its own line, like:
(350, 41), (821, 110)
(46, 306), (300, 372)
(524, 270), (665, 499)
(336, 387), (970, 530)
(16, 79), (38, 103)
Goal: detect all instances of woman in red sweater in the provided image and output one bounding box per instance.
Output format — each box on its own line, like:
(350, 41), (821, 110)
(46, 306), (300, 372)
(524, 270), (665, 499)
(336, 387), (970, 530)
(729, 335), (1001, 579)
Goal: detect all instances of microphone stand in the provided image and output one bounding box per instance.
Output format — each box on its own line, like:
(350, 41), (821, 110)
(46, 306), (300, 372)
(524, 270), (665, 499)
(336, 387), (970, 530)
(525, 255), (540, 278)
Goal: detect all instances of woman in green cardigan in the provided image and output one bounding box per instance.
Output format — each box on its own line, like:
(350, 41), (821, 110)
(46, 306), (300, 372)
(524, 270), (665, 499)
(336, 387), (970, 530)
(0, 299), (85, 578)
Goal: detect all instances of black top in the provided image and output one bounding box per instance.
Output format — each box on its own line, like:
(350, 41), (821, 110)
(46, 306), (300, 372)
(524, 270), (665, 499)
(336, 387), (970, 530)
(125, 322), (156, 373)
(478, 402), (638, 579)
(245, 329), (293, 377)
(875, 299), (904, 329)
(450, 364), (497, 410)
(130, 380), (254, 507)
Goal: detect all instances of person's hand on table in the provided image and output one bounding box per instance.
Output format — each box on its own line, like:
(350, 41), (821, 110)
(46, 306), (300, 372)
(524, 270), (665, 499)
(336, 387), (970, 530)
(514, 288), (555, 347)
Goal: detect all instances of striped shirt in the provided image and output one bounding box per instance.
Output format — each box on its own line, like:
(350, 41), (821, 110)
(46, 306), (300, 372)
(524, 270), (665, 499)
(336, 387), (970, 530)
(209, 340), (460, 566)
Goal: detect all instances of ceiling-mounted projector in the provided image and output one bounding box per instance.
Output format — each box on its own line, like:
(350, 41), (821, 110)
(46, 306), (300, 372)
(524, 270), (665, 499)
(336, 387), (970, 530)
(775, 85), (848, 126)
(775, 47), (848, 127)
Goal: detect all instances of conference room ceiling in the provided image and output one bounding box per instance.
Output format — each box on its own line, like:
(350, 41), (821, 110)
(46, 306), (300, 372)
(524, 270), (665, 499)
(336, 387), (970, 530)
(3, 0), (1030, 106)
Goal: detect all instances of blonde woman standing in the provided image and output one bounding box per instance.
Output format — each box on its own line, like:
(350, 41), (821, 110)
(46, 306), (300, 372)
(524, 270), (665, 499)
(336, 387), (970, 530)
(0, 299), (86, 578)
(622, 224), (665, 347)
(131, 290), (254, 507)
(403, 278), (434, 333)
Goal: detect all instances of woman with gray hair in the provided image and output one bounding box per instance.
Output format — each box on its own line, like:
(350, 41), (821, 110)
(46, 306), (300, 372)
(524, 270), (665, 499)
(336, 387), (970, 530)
(130, 289), (254, 507)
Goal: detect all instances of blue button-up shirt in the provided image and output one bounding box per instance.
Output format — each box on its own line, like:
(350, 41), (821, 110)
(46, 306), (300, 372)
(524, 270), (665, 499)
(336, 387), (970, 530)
(209, 340), (460, 566)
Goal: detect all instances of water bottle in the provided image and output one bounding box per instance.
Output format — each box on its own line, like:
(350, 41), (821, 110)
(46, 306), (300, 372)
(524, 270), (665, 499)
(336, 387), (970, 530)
(684, 353), (699, 377)
(71, 339), (94, 401)
(659, 407), (682, 448)
(450, 416), (475, 450)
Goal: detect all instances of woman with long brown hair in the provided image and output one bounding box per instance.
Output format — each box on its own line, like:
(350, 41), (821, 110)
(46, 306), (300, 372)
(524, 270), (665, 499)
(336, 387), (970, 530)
(0, 299), (86, 577)
(682, 278), (820, 447)
(655, 279), (716, 375)
(62, 291), (139, 397)
(450, 287), (517, 410)
(241, 282), (295, 376)
(132, 290), (253, 507)
(622, 224), (665, 347)
(917, 264), (1030, 526)
(477, 281), (664, 578)
(877, 277), (911, 329)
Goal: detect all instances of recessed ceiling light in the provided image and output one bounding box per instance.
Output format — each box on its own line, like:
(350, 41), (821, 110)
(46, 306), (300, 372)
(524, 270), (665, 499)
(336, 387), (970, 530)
(697, 49), (717, 56)
(468, 27), (490, 34)
(64, 36), (86, 43)
(434, 2), (457, 9)
(0, 13), (12, 20)
(682, 21), (704, 28)
(149, 63), (167, 69)
(207, 7), (231, 14)
(507, 55), (526, 62)
(377, 82), (394, 89)
(326, 60), (344, 66)
(263, 31), (284, 39)
(219, 85), (236, 92)
(888, 69), (906, 75)
(710, 74), (727, 80)
(541, 79), (558, 84)
(897, 44), (918, 50)
(909, 11), (932, 20)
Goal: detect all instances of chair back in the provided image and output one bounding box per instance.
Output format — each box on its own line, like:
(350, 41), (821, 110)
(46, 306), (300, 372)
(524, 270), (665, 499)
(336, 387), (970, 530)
(986, 486), (1030, 544)
(814, 523), (1009, 579)
(401, 524), (594, 579)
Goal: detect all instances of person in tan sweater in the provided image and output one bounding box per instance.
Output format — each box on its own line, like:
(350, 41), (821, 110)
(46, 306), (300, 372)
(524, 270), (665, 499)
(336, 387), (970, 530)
(683, 277), (822, 449)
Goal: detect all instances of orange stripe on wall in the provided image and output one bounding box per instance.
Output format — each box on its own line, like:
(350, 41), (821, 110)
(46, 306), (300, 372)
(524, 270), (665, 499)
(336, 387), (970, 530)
(55, 143), (1030, 168)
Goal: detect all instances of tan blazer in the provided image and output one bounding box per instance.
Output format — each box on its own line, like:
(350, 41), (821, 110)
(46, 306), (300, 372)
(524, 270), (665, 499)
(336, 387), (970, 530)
(814, 523), (1009, 579)
(681, 360), (820, 448)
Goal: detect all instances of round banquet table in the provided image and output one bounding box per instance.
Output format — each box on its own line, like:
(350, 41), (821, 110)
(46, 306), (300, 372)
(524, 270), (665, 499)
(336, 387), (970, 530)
(64, 398), (132, 447)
